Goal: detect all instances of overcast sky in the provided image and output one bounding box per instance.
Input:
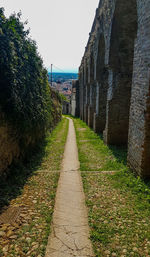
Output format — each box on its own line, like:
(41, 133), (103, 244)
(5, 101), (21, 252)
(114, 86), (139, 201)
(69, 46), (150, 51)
(2, 0), (99, 73)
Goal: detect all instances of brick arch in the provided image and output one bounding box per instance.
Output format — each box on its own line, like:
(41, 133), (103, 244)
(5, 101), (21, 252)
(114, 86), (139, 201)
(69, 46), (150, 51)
(109, 0), (137, 74)
(104, 0), (138, 145)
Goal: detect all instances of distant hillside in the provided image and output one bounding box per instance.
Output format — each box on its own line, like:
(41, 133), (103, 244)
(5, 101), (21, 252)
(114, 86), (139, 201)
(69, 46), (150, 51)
(48, 73), (78, 82)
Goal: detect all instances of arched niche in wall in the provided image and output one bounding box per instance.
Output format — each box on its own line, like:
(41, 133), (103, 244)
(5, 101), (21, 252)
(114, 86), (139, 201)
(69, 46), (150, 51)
(94, 33), (108, 133)
(104, 0), (138, 145)
(83, 61), (90, 124)
(87, 52), (95, 128)
(96, 34), (105, 82)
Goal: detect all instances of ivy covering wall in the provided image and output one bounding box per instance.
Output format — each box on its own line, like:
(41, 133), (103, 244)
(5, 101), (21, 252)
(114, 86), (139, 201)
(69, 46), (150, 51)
(0, 8), (62, 173)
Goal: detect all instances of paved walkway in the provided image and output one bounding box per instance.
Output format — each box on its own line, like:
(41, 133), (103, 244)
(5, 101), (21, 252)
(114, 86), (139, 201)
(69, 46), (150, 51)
(45, 118), (94, 257)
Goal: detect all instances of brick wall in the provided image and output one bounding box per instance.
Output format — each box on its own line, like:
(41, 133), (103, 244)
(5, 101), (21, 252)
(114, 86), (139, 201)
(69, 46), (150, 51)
(78, 0), (150, 178)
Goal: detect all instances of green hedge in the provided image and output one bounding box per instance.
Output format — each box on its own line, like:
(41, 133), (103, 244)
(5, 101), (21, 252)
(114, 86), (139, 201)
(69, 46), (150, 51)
(0, 8), (56, 134)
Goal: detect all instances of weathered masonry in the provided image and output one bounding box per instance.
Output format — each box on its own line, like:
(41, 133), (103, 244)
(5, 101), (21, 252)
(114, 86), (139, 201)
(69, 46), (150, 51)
(78, 0), (150, 178)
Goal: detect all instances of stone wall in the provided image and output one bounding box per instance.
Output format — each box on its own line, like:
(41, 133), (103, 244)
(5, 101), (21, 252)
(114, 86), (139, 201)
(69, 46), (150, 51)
(0, 113), (41, 176)
(0, 90), (62, 176)
(0, 115), (20, 175)
(78, 0), (150, 178)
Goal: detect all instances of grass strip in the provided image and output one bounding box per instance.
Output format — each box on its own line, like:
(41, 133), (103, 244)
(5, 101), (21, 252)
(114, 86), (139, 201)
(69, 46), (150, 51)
(73, 117), (127, 172)
(73, 117), (150, 257)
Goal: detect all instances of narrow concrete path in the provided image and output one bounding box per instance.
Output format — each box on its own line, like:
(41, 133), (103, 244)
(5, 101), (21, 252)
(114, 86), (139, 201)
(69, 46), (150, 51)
(45, 118), (94, 257)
